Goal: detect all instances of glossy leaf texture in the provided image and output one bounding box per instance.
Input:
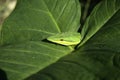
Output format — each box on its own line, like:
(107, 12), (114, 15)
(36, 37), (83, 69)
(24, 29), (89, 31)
(26, 0), (120, 80)
(79, 0), (120, 46)
(0, 0), (81, 80)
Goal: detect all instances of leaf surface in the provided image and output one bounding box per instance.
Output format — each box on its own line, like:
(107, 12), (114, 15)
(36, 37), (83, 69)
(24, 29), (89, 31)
(26, 0), (120, 80)
(79, 0), (120, 46)
(0, 0), (81, 80)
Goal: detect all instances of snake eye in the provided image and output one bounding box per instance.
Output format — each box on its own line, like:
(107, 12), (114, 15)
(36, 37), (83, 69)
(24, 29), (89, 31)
(60, 39), (64, 41)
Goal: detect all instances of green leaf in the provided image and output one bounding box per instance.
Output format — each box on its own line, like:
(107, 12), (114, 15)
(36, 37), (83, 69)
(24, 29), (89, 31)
(0, 41), (71, 80)
(0, 0), (81, 45)
(0, 0), (81, 80)
(79, 0), (120, 46)
(26, 0), (120, 80)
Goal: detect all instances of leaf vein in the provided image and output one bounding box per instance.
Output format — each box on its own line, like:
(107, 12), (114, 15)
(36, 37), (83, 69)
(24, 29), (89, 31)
(1, 49), (58, 58)
(1, 68), (22, 74)
(42, 0), (61, 33)
(0, 60), (37, 67)
(19, 28), (55, 35)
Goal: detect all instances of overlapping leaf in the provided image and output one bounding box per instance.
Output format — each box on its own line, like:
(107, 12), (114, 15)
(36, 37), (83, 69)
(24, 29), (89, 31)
(79, 0), (120, 46)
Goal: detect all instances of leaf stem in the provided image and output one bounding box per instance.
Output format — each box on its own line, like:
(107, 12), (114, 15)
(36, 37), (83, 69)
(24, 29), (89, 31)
(82, 0), (91, 22)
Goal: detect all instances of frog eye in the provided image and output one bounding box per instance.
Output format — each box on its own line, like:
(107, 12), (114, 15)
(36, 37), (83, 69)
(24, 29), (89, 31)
(60, 39), (64, 41)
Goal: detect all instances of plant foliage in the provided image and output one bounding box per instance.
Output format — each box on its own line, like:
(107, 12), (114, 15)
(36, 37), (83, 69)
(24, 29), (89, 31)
(0, 0), (120, 80)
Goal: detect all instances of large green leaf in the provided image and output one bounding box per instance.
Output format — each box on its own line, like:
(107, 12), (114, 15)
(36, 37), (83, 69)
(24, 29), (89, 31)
(0, 0), (81, 80)
(26, 0), (120, 80)
(0, 0), (81, 45)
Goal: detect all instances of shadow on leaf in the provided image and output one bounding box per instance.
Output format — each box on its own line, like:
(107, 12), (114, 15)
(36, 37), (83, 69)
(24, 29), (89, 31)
(0, 69), (8, 80)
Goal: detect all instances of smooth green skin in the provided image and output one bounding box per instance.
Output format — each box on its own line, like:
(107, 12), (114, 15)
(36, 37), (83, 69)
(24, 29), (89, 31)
(47, 32), (81, 46)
